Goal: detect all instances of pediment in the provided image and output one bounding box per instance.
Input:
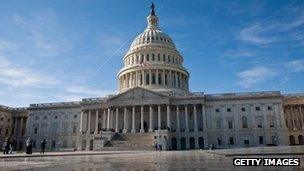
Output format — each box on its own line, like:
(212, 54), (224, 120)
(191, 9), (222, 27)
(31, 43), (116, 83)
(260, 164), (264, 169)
(108, 87), (168, 102)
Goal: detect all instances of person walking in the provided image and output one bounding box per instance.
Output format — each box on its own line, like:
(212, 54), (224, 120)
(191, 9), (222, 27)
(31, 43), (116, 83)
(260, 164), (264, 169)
(25, 137), (32, 154)
(40, 139), (46, 154)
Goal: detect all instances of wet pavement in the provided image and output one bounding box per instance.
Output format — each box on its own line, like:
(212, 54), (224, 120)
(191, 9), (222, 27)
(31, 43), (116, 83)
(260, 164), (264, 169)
(0, 151), (303, 171)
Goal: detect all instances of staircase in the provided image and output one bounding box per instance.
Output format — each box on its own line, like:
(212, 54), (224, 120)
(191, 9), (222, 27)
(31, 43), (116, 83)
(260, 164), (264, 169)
(103, 133), (155, 151)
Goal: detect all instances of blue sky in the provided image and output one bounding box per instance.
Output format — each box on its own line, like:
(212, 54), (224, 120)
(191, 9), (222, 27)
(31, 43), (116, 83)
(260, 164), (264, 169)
(0, 0), (303, 107)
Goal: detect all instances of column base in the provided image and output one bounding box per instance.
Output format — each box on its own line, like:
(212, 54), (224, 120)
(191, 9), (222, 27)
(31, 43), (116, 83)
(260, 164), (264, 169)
(140, 129), (144, 133)
(131, 129), (136, 133)
(86, 131), (90, 134)
(123, 129), (128, 133)
(94, 131), (99, 134)
(115, 128), (119, 132)
(185, 129), (189, 132)
(194, 128), (198, 132)
(149, 129), (153, 132)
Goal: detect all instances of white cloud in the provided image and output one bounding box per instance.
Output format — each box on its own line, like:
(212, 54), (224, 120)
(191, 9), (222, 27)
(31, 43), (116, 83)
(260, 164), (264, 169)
(237, 66), (277, 88)
(12, 10), (72, 57)
(66, 86), (114, 97)
(223, 50), (255, 58)
(239, 24), (277, 45)
(286, 60), (304, 72)
(238, 8), (304, 46)
(0, 57), (58, 87)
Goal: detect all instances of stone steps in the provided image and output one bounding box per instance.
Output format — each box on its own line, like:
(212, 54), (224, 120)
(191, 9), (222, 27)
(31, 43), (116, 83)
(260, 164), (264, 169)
(102, 133), (155, 151)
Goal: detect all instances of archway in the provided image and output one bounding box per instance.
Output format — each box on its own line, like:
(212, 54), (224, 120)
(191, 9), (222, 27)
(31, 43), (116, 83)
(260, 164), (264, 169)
(180, 137), (186, 150)
(189, 137), (195, 149)
(290, 135), (295, 145)
(171, 138), (177, 150)
(199, 137), (204, 149)
(82, 139), (86, 150)
(299, 135), (304, 145)
(90, 139), (94, 150)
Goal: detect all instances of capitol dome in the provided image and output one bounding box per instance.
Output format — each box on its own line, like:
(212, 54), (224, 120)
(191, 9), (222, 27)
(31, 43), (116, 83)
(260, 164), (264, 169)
(117, 3), (190, 95)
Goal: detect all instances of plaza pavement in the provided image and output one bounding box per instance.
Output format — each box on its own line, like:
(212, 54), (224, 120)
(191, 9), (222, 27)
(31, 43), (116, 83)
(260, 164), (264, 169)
(1, 146), (304, 158)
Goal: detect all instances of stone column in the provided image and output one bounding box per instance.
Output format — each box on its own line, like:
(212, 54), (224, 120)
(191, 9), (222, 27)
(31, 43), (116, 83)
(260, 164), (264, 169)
(158, 105), (161, 130)
(185, 105), (189, 132)
(149, 105), (153, 132)
(162, 70), (166, 85)
(94, 110), (99, 134)
(175, 72), (178, 87)
(142, 70), (145, 85)
(131, 106), (136, 133)
(140, 106), (144, 133)
(156, 69), (159, 85)
(291, 106), (296, 130)
(176, 106), (180, 132)
(300, 106), (304, 129)
(250, 104), (255, 129)
(169, 70), (172, 86)
(262, 104), (267, 129)
(103, 110), (106, 129)
(194, 105), (198, 132)
(14, 117), (18, 135)
(123, 107), (128, 133)
(202, 105), (207, 130)
(167, 105), (171, 129)
(135, 70), (138, 86)
(19, 117), (23, 136)
(274, 104), (281, 128)
(79, 112), (83, 133)
(115, 108), (119, 132)
(87, 110), (91, 134)
(149, 70), (152, 85)
(107, 108), (111, 130)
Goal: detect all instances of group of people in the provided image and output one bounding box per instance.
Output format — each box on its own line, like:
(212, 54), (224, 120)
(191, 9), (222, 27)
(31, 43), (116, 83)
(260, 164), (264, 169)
(25, 138), (47, 154)
(154, 144), (163, 151)
(2, 137), (15, 154)
(2, 137), (47, 155)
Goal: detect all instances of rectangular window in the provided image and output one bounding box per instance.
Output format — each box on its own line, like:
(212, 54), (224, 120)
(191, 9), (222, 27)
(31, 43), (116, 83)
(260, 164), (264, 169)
(268, 106), (272, 110)
(241, 107), (246, 112)
(216, 120), (222, 129)
(229, 137), (234, 145)
(217, 137), (222, 146)
(227, 108), (231, 112)
(269, 118), (275, 128)
(51, 141), (56, 148)
(256, 107), (260, 111)
(244, 140), (249, 145)
(73, 126), (77, 133)
(228, 120), (233, 129)
(259, 136), (264, 144)
(34, 127), (38, 134)
(215, 108), (220, 113)
(32, 141), (36, 148)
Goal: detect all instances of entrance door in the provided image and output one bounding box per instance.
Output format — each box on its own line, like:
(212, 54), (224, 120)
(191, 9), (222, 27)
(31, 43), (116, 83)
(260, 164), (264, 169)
(171, 138), (177, 150)
(199, 137), (204, 149)
(189, 137), (195, 149)
(181, 137), (186, 150)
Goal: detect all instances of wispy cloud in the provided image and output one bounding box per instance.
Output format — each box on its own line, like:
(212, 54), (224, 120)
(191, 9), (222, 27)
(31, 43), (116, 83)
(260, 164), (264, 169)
(0, 56), (58, 87)
(237, 59), (304, 88)
(286, 59), (304, 72)
(223, 49), (255, 58)
(12, 9), (72, 57)
(237, 66), (277, 88)
(238, 5), (304, 46)
(66, 86), (114, 97)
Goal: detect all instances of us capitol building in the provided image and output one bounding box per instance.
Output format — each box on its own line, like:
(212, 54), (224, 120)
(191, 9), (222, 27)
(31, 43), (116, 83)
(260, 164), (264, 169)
(1, 4), (304, 151)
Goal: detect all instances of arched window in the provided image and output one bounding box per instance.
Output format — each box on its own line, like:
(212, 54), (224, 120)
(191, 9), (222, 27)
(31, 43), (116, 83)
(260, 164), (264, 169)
(242, 116), (248, 128)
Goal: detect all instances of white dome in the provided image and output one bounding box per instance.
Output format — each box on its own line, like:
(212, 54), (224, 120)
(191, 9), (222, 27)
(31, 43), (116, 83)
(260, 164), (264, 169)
(129, 29), (177, 52)
(117, 3), (190, 96)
